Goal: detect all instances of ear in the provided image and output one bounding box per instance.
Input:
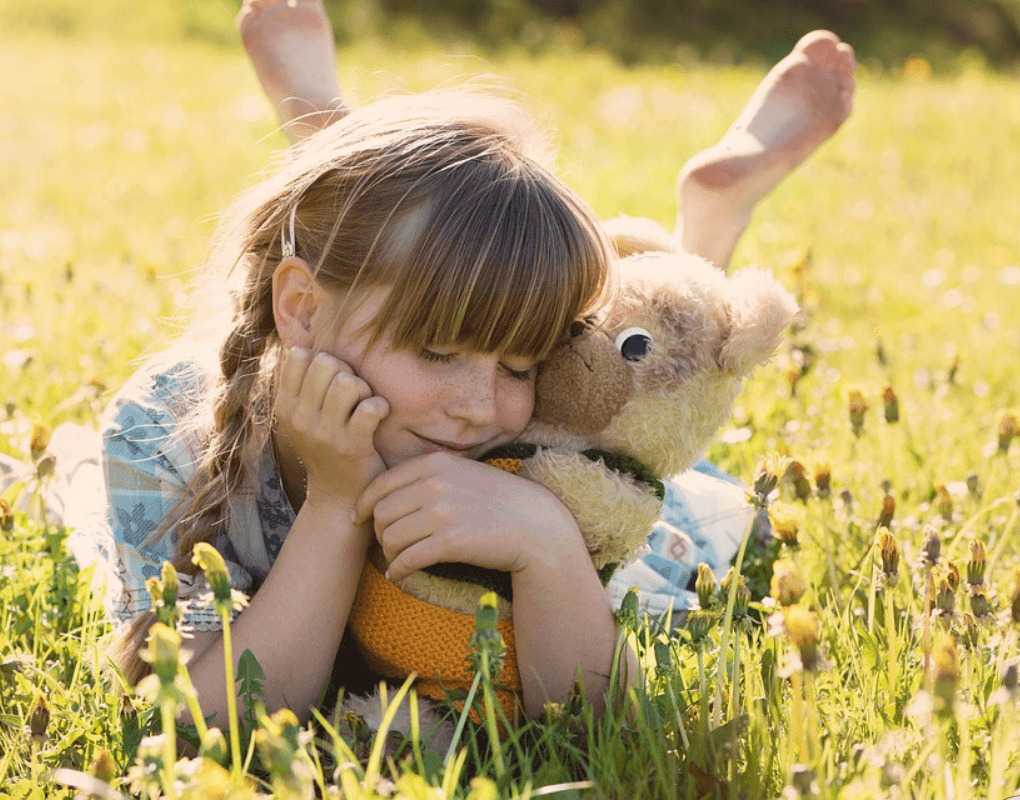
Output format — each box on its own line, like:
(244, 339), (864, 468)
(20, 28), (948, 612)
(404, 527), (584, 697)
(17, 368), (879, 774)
(718, 268), (799, 376)
(602, 216), (675, 259)
(272, 256), (324, 349)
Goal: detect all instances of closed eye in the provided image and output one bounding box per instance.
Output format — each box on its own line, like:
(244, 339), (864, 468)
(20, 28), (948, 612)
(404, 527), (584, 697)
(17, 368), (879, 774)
(420, 349), (534, 382)
(420, 349), (456, 364)
(502, 364), (534, 382)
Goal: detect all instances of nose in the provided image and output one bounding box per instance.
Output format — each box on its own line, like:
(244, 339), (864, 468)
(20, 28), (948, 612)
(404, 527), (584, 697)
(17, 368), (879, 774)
(447, 360), (499, 428)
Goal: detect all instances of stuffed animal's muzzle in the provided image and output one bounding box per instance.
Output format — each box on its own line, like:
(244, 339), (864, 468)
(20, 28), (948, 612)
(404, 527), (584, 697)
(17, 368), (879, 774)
(533, 331), (634, 435)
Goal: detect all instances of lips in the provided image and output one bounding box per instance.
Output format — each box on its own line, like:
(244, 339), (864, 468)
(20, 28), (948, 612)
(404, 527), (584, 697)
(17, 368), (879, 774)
(413, 433), (485, 452)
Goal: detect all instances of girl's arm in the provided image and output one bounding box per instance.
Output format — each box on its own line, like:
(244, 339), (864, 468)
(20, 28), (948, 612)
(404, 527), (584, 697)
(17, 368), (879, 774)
(355, 452), (643, 720)
(179, 344), (389, 726)
(511, 532), (641, 719)
(179, 497), (371, 727)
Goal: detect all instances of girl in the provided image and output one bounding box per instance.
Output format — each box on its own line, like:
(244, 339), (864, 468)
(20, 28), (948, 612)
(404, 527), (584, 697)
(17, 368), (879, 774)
(97, 89), (629, 725)
(18, 4), (854, 729)
(232, 0), (855, 617)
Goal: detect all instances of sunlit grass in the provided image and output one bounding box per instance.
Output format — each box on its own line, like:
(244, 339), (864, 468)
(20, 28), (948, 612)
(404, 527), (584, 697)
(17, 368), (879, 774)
(2, 5), (1020, 797)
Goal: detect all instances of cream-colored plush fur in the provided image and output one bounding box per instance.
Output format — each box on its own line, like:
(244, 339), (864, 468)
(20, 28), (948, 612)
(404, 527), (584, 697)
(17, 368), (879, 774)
(597, 374), (743, 479)
(398, 569), (512, 619)
(603, 214), (676, 258)
(520, 448), (662, 569)
(341, 689), (455, 757)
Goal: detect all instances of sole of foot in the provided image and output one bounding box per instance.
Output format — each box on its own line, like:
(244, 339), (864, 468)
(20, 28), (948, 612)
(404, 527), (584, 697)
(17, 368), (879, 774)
(238, 0), (345, 132)
(678, 30), (856, 224)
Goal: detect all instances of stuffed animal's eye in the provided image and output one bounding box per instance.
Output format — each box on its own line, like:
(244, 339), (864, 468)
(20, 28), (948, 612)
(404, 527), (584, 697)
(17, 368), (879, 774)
(614, 327), (653, 361)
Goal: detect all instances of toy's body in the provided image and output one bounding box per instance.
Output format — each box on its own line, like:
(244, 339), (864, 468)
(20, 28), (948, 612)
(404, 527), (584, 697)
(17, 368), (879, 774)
(347, 248), (798, 740)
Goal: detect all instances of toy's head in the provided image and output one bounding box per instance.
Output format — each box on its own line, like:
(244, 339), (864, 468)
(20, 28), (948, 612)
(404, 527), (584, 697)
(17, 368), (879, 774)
(531, 251), (799, 477)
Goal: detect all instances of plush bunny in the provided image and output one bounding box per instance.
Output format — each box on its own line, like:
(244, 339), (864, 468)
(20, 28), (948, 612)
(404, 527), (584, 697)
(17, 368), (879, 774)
(345, 242), (798, 748)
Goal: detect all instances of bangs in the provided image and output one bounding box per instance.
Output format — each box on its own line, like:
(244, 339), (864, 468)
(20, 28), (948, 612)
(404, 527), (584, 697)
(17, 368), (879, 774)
(362, 159), (610, 361)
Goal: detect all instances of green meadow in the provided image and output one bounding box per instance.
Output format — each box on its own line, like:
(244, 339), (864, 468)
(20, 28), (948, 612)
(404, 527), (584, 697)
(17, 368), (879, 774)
(2, 2), (1020, 797)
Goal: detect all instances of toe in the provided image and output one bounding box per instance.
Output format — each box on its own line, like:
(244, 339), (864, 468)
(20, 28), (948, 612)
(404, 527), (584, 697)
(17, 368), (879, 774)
(236, 1), (264, 30)
(795, 30), (841, 64)
(836, 42), (856, 72)
(840, 86), (854, 116)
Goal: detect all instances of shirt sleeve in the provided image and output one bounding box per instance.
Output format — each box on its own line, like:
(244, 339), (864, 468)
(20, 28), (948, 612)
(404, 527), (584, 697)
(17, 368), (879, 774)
(99, 365), (253, 633)
(606, 461), (752, 625)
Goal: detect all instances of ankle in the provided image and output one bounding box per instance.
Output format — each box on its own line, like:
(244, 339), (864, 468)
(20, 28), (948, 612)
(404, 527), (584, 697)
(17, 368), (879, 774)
(279, 97), (348, 142)
(677, 208), (752, 270)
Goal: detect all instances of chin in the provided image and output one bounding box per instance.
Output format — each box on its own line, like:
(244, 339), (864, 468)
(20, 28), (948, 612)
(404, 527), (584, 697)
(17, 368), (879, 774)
(374, 439), (412, 468)
(380, 448), (415, 468)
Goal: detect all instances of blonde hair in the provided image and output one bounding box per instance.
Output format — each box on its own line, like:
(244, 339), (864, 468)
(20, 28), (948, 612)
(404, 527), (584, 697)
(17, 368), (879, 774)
(113, 89), (611, 681)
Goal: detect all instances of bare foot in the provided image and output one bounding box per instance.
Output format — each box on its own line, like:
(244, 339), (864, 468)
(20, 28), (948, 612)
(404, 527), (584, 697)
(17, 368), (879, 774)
(238, 0), (347, 143)
(677, 30), (855, 268)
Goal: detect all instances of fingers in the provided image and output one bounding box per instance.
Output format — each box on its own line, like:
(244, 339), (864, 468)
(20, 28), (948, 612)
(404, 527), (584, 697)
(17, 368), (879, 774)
(355, 452), (446, 524)
(372, 482), (426, 543)
(348, 395), (389, 440)
(376, 510), (432, 565)
(385, 536), (446, 583)
(278, 346), (312, 404)
(837, 41), (856, 70)
(321, 369), (373, 424)
(297, 352), (354, 417)
(280, 348), (386, 436)
(279, 346), (352, 409)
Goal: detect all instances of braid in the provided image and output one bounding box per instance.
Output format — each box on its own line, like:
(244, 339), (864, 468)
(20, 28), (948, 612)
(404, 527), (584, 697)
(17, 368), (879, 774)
(171, 273), (278, 573)
(115, 258), (280, 680)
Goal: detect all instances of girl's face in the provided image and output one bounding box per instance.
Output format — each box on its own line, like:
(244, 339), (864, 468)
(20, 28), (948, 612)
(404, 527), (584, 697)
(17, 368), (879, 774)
(315, 284), (538, 467)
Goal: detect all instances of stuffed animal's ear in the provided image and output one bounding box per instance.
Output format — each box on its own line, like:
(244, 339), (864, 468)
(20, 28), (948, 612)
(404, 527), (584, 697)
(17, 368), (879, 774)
(603, 216), (675, 259)
(718, 268), (799, 376)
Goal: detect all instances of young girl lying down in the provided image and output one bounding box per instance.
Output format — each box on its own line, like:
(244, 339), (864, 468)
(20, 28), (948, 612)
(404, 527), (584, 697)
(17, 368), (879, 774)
(13, 2), (853, 729)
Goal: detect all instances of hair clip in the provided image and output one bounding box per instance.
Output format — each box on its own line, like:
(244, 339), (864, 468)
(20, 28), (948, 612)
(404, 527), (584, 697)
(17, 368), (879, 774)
(281, 203), (299, 258)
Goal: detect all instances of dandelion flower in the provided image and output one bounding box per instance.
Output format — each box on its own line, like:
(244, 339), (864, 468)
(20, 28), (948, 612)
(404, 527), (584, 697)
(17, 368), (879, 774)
(966, 540), (986, 587)
(878, 529), (899, 581)
(848, 389), (868, 437)
(769, 502), (801, 548)
(882, 386), (900, 424)
(695, 563), (717, 609)
(771, 559), (807, 607)
(784, 605), (822, 672)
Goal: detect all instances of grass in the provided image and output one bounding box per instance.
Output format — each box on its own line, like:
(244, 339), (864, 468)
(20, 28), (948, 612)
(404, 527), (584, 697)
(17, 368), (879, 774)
(2, 3), (1020, 797)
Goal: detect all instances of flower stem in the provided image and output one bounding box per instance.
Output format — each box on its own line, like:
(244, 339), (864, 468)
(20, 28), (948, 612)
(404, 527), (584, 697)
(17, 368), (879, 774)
(954, 691), (971, 799)
(160, 698), (178, 800)
(445, 671), (481, 768)
(480, 650), (505, 779)
(987, 706), (1008, 800)
(789, 671), (807, 765)
(219, 609), (242, 782)
(177, 663), (208, 742)
(883, 588), (899, 716)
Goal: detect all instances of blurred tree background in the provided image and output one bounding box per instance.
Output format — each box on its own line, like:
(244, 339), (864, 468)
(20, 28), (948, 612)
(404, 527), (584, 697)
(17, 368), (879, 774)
(5, 0), (1020, 69)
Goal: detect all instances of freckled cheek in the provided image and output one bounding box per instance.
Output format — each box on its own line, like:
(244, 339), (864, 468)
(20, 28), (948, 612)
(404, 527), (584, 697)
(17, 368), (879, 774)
(373, 369), (448, 423)
(500, 382), (535, 433)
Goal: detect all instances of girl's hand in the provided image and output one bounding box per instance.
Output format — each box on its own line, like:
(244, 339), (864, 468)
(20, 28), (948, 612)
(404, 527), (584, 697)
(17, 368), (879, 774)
(275, 346), (390, 510)
(353, 451), (583, 582)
